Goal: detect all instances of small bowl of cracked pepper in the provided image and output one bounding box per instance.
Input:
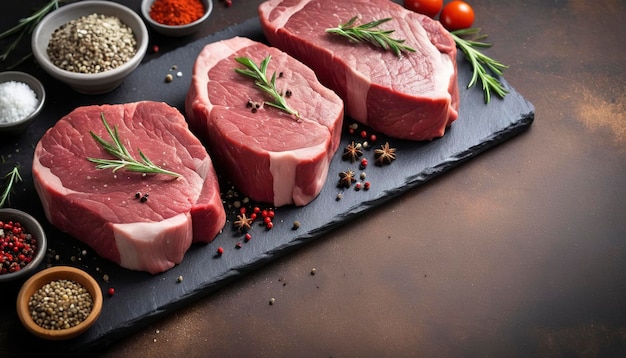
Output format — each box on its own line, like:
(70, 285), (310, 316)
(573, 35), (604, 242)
(31, 0), (148, 94)
(0, 208), (47, 284)
(16, 266), (103, 340)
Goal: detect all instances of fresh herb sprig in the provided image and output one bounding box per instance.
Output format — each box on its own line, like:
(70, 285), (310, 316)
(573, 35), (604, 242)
(234, 55), (300, 118)
(326, 16), (416, 57)
(88, 113), (181, 178)
(0, 166), (22, 208)
(0, 0), (62, 69)
(451, 28), (508, 104)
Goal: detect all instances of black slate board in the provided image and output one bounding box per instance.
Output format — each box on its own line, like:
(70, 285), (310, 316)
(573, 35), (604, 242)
(0, 17), (534, 353)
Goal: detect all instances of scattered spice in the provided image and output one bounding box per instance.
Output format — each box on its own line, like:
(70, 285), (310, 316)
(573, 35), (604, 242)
(355, 182), (362, 191)
(360, 158), (368, 169)
(245, 233), (252, 242)
(269, 297), (275, 305)
(374, 142), (397, 165)
(108, 287), (115, 296)
(292, 221), (301, 230)
(337, 169), (357, 188)
(216, 246), (224, 255)
(176, 275), (183, 283)
(47, 13), (137, 74)
(28, 279), (93, 330)
(0, 81), (38, 124)
(0, 220), (37, 275)
(310, 268), (316, 275)
(149, 0), (205, 26)
(363, 181), (371, 190)
(233, 213), (253, 232)
(342, 141), (363, 162)
(165, 73), (173, 82)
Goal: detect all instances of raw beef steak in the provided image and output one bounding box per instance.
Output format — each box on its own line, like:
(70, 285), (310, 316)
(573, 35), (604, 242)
(32, 101), (226, 274)
(259, 0), (459, 141)
(186, 36), (344, 206)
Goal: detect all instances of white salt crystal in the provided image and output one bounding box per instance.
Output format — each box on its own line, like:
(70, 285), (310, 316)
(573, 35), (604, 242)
(0, 81), (39, 124)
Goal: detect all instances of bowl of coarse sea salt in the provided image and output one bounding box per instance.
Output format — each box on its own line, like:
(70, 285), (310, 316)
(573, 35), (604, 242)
(0, 71), (46, 134)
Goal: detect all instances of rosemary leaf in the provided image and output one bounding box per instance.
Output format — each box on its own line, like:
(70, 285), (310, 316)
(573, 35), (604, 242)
(0, 0), (62, 66)
(326, 16), (416, 57)
(87, 113), (181, 178)
(0, 166), (22, 208)
(234, 55), (300, 118)
(451, 28), (509, 104)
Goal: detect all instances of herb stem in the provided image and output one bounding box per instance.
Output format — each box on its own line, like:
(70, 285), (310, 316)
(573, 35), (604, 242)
(0, 166), (22, 208)
(451, 28), (508, 103)
(235, 55), (300, 118)
(326, 16), (415, 57)
(0, 0), (62, 67)
(88, 113), (181, 178)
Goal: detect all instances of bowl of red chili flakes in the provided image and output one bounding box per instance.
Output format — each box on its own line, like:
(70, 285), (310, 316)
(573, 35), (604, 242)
(0, 208), (47, 284)
(141, 0), (213, 37)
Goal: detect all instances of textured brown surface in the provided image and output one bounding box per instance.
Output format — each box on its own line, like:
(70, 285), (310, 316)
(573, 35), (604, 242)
(2, 0), (625, 356)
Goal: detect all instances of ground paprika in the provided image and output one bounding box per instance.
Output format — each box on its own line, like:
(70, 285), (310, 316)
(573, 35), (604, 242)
(149, 0), (205, 26)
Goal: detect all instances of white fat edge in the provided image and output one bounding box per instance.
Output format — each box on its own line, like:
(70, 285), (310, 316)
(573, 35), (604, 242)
(262, 0), (314, 29)
(112, 212), (193, 273)
(32, 150), (82, 222)
(269, 139), (329, 207)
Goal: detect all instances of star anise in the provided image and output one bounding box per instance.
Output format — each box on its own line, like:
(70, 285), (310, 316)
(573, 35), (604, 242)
(233, 213), (253, 232)
(342, 141), (363, 162)
(374, 142), (397, 166)
(337, 169), (357, 188)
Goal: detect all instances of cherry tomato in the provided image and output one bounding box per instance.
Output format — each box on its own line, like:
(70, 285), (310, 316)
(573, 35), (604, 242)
(440, 1), (475, 31)
(404, 0), (443, 18)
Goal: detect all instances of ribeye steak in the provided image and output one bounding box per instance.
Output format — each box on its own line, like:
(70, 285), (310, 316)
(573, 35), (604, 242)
(186, 36), (344, 207)
(259, 0), (459, 141)
(32, 101), (226, 274)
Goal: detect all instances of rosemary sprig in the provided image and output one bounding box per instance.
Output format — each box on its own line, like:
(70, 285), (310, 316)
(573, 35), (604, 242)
(326, 16), (416, 57)
(88, 113), (181, 178)
(451, 28), (508, 104)
(234, 55), (300, 118)
(0, 166), (22, 208)
(0, 0), (62, 69)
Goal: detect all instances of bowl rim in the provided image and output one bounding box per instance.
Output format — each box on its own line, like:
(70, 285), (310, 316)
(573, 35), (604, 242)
(0, 71), (46, 128)
(0, 208), (47, 282)
(31, 0), (149, 81)
(16, 265), (103, 340)
(141, 0), (213, 30)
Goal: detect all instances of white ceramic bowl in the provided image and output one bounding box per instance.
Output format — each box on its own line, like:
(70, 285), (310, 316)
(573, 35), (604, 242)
(0, 71), (46, 134)
(141, 0), (212, 37)
(0, 208), (47, 284)
(31, 1), (149, 95)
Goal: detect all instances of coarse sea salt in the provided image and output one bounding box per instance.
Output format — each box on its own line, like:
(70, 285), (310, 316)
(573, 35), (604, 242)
(0, 81), (38, 124)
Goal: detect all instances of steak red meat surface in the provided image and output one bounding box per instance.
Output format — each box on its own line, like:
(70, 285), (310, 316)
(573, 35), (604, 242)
(259, 0), (459, 141)
(186, 37), (344, 206)
(32, 101), (226, 274)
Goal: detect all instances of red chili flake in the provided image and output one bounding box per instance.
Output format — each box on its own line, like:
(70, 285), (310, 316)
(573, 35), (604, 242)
(108, 288), (115, 296)
(364, 181), (371, 190)
(360, 130), (367, 138)
(216, 247), (224, 255)
(245, 233), (252, 242)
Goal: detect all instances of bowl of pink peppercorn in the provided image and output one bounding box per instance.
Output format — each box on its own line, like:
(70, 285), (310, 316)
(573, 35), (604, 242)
(0, 208), (47, 283)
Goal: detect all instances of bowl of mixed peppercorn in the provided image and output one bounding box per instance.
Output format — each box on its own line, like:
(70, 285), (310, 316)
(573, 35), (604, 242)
(31, 0), (148, 95)
(16, 265), (103, 340)
(0, 208), (47, 283)
(141, 0), (213, 37)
